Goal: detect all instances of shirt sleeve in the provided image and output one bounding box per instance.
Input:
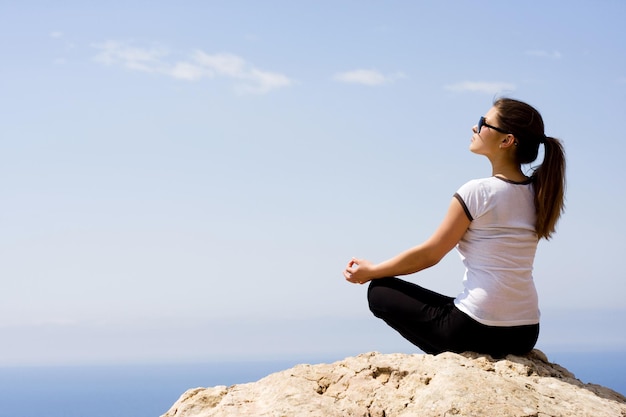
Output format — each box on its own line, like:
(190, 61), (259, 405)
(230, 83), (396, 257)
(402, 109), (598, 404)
(454, 179), (490, 221)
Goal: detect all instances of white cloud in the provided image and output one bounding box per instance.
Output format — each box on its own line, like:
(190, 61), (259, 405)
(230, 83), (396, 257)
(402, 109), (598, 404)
(192, 51), (294, 94)
(93, 41), (169, 74)
(91, 41), (293, 94)
(49, 31), (63, 38)
(333, 69), (406, 86)
(169, 61), (209, 81)
(238, 68), (293, 95)
(193, 51), (246, 77)
(334, 69), (386, 85)
(525, 50), (562, 59)
(444, 81), (516, 95)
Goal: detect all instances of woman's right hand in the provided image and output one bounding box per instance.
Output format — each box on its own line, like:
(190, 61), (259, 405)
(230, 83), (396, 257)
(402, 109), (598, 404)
(343, 257), (375, 285)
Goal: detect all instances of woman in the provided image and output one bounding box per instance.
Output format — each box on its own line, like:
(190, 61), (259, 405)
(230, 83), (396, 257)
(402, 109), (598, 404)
(344, 98), (566, 358)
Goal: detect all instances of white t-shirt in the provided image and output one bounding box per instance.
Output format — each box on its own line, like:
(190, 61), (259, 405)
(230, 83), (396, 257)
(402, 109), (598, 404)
(453, 176), (540, 327)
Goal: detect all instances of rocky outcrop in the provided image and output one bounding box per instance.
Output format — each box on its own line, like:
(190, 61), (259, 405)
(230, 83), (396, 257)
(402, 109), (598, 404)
(162, 350), (626, 417)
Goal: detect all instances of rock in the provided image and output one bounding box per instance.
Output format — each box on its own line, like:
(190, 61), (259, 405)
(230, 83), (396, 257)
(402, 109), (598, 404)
(161, 350), (626, 417)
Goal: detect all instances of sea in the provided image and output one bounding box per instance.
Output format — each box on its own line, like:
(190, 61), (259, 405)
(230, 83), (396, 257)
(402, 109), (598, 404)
(1, 351), (624, 417)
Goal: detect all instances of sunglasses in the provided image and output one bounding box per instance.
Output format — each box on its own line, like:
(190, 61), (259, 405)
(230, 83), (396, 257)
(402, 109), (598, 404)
(477, 116), (510, 134)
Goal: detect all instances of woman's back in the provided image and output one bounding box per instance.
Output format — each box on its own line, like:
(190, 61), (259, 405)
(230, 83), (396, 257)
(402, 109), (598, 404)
(454, 176), (540, 327)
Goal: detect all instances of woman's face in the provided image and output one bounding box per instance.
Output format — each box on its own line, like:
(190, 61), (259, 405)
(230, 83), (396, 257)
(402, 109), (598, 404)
(469, 106), (507, 156)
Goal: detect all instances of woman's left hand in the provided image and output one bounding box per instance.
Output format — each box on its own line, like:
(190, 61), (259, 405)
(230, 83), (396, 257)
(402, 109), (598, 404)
(344, 257), (375, 285)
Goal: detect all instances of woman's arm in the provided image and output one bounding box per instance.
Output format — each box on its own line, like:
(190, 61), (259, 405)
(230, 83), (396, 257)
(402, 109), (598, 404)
(344, 197), (470, 284)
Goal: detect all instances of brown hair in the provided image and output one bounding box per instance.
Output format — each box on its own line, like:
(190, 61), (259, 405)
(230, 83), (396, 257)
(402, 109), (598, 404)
(494, 98), (566, 240)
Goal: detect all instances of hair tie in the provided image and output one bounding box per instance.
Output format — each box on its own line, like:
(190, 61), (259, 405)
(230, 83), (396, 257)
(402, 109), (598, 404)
(540, 135), (547, 144)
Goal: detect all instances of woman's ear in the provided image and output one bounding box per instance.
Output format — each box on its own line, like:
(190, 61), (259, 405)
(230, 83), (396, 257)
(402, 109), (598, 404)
(501, 134), (517, 148)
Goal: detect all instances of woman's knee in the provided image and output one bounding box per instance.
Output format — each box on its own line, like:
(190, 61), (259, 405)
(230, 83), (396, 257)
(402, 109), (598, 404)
(367, 278), (399, 317)
(367, 279), (387, 316)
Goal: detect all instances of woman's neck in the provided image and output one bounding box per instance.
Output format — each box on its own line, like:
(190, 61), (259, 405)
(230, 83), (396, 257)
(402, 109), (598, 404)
(490, 160), (527, 182)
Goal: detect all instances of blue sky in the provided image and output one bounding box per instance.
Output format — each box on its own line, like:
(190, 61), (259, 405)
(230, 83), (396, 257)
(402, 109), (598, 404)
(1, 1), (625, 367)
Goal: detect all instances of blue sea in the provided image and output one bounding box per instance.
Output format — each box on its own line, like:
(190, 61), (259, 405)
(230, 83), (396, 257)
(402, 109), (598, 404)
(1, 351), (624, 417)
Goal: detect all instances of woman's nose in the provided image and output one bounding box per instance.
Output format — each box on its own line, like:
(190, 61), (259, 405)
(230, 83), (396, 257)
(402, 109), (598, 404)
(472, 125), (478, 133)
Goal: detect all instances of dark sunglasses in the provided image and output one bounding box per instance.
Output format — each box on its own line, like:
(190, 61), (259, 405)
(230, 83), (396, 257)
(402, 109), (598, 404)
(478, 116), (510, 134)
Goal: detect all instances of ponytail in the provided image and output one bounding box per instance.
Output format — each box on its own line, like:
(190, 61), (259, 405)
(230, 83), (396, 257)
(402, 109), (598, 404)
(493, 98), (567, 240)
(532, 136), (566, 240)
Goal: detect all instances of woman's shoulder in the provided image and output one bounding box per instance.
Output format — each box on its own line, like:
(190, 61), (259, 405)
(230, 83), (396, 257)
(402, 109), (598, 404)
(459, 176), (527, 190)
(456, 176), (517, 203)
(458, 176), (498, 191)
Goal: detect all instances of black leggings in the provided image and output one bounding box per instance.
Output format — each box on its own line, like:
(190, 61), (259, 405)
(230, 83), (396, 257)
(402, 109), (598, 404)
(367, 277), (539, 358)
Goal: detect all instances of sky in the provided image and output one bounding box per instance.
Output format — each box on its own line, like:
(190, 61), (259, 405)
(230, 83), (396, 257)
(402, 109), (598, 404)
(1, 1), (625, 369)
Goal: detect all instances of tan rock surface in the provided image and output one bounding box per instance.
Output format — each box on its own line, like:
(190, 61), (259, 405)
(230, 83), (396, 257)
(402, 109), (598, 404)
(162, 350), (626, 417)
